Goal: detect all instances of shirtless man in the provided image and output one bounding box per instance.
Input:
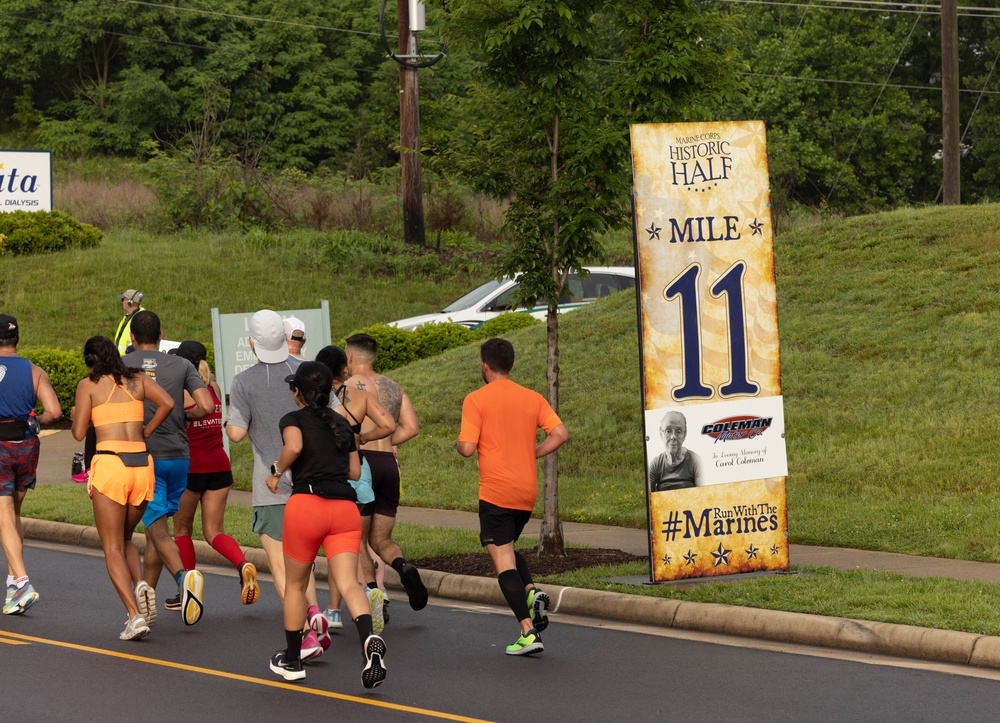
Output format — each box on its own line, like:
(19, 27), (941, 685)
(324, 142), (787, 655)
(344, 333), (425, 628)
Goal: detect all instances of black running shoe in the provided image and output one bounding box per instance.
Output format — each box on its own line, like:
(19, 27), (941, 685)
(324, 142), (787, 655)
(399, 564), (427, 611)
(362, 635), (387, 689)
(164, 594), (181, 611)
(270, 651), (305, 682)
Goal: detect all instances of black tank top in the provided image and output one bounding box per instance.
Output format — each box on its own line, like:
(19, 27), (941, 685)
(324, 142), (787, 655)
(335, 385), (363, 434)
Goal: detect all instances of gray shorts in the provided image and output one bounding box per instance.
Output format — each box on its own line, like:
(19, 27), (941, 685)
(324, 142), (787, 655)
(252, 504), (285, 541)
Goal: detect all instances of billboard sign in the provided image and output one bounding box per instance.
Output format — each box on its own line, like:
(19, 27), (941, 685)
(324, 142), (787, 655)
(631, 121), (788, 582)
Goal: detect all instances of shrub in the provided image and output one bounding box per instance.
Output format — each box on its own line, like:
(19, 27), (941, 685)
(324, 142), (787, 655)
(338, 324), (417, 373)
(0, 210), (102, 255)
(411, 323), (474, 359)
(472, 312), (541, 339)
(19, 346), (89, 416)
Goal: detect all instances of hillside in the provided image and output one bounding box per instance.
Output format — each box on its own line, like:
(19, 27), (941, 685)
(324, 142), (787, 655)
(394, 204), (1000, 561)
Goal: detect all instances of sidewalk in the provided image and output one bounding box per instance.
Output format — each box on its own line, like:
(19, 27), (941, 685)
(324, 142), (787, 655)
(26, 429), (1000, 670)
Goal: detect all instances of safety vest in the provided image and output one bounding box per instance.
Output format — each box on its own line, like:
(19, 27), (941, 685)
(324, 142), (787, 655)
(114, 307), (143, 355)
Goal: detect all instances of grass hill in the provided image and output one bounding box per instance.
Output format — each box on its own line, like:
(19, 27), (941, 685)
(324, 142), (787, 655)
(5, 205), (1000, 563)
(394, 204), (1000, 563)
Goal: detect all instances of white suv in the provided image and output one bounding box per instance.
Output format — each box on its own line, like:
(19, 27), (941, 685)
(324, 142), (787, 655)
(389, 266), (636, 331)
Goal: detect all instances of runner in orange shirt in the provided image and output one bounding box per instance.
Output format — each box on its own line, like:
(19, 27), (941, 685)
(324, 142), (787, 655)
(456, 338), (569, 656)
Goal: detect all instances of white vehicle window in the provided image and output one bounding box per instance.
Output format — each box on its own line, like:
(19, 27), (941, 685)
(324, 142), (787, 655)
(443, 279), (504, 313)
(483, 284), (527, 312)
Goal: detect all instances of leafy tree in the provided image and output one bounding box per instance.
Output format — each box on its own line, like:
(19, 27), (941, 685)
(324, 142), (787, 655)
(440, 0), (745, 554)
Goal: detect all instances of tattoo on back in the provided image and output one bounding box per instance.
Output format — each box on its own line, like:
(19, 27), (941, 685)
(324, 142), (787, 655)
(374, 375), (403, 419)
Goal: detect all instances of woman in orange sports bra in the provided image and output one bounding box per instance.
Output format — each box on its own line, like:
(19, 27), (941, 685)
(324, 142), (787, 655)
(71, 335), (173, 641)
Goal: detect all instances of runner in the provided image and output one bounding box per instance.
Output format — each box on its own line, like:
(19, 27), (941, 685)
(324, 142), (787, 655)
(267, 361), (386, 688)
(170, 341), (259, 607)
(314, 345), (396, 630)
(71, 336), (172, 640)
(123, 311), (213, 627)
(0, 314), (61, 615)
(344, 333), (426, 630)
(456, 338), (569, 656)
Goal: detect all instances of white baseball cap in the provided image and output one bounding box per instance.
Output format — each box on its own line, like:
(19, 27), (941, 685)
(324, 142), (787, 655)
(283, 316), (306, 340)
(249, 310), (288, 364)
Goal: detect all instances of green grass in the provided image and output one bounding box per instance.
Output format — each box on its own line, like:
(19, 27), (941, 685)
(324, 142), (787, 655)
(393, 204), (1000, 561)
(544, 563), (1000, 636)
(13, 203), (1000, 631)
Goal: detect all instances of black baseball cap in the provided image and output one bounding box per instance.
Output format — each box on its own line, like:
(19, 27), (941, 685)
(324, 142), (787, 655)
(0, 314), (18, 341)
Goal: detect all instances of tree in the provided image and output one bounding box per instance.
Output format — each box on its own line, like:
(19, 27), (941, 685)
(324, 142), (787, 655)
(440, 0), (745, 554)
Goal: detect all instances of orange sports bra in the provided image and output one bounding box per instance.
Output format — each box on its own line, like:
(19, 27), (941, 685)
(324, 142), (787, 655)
(91, 382), (145, 427)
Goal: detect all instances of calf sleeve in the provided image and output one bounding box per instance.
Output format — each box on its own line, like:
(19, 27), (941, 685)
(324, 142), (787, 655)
(514, 550), (534, 588)
(175, 535), (196, 571)
(498, 569), (531, 623)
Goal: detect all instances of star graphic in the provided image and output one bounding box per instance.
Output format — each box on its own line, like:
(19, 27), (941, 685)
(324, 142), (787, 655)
(646, 222), (661, 241)
(750, 218), (764, 236)
(711, 542), (732, 567)
(746, 544), (759, 560)
(662, 554), (672, 565)
(683, 549), (697, 565)
(770, 545), (780, 556)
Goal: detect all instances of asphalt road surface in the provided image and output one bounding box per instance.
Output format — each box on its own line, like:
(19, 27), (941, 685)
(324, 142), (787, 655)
(4, 541), (1000, 722)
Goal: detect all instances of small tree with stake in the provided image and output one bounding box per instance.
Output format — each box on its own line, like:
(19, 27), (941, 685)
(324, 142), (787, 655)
(440, 0), (746, 554)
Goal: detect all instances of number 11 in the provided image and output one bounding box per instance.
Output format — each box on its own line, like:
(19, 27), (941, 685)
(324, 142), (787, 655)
(663, 261), (760, 401)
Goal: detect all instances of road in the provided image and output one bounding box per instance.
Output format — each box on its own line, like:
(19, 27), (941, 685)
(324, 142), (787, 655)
(4, 541), (999, 722)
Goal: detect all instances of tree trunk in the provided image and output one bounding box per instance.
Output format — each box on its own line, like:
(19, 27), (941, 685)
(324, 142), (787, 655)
(538, 305), (565, 556)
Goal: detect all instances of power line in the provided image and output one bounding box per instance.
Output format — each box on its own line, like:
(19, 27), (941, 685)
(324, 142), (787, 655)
(719, 0), (1000, 17)
(742, 71), (1000, 96)
(826, 2), (928, 201)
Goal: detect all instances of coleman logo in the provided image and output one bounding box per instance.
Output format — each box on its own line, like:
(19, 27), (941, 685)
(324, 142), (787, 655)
(701, 415), (772, 443)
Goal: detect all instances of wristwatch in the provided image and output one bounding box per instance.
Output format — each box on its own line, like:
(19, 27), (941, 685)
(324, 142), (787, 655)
(270, 462), (280, 477)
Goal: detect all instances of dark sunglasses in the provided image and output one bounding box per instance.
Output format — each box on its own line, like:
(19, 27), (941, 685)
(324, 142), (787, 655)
(291, 335), (306, 342)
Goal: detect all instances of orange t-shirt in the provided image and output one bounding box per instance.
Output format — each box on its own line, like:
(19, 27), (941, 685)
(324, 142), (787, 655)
(458, 378), (563, 511)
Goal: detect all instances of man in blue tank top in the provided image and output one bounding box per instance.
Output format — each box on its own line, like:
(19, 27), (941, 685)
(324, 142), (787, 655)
(0, 314), (61, 615)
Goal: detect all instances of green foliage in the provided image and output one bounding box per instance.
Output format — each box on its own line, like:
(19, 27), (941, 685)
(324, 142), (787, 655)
(472, 312), (541, 338)
(0, 210), (102, 256)
(411, 322), (475, 358)
(339, 324), (418, 373)
(20, 346), (88, 414)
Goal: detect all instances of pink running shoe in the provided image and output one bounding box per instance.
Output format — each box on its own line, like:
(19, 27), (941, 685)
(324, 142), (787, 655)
(308, 605), (331, 651)
(301, 630), (323, 662)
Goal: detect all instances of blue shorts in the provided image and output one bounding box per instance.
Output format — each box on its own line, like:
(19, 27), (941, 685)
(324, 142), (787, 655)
(142, 458), (190, 527)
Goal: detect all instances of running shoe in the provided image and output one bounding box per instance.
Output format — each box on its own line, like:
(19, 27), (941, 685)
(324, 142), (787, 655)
(180, 570), (205, 626)
(526, 587), (550, 633)
(362, 635), (387, 689)
(324, 608), (343, 630)
(399, 563), (428, 611)
(134, 580), (157, 627)
(368, 587), (386, 635)
(120, 614), (151, 641)
(3, 582), (39, 615)
(164, 594), (181, 611)
(270, 650), (305, 682)
(308, 605), (331, 651)
(239, 561), (260, 606)
(505, 629), (543, 656)
(301, 630), (323, 662)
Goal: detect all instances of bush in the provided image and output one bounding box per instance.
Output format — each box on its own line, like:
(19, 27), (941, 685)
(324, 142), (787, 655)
(19, 346), (89, 416)
(338, 324), (417, 373)
(472, 312), (542, 339)
(0, 210), (102, 255)
(411, 323), (475, 359)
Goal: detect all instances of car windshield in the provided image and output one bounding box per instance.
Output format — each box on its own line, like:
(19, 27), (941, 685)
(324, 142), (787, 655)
(442, 278), (505, 313)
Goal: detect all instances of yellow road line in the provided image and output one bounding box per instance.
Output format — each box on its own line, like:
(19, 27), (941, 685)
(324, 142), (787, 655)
(0, 629), (492, 722)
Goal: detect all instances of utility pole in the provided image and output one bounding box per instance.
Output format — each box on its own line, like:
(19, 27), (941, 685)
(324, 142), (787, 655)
(399, 0), (425, 245)
(940, 0), (960, 205)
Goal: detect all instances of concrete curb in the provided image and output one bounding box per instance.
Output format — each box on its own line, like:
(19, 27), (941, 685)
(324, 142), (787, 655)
(25, 518), (1000, 670)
